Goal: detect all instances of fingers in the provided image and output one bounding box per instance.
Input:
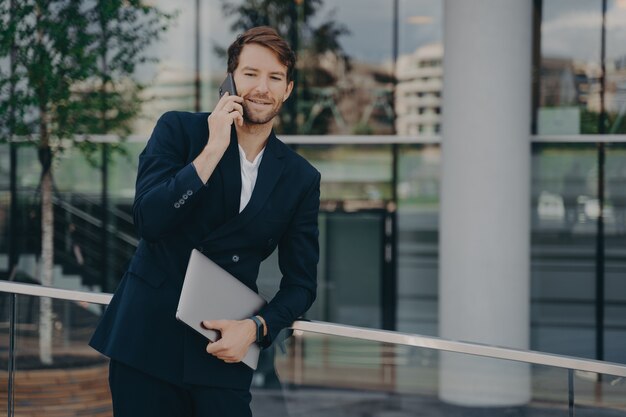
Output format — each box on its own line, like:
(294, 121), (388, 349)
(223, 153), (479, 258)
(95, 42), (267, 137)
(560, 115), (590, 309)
(209, 95), (244, 129)
(214, 92), (243, 112)
(205, 341), (241, 363)
(202, 320), (226, 331)
(206, 339), (222, 354)
(216, 100), (243, 116)
(205, 340), (230, 358)
(204, 319), (248, 363)
(233, 111), (244, 127)
(224, 101), (244, 115)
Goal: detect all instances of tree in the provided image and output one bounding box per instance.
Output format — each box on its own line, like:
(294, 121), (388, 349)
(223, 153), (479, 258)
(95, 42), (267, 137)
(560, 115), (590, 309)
(75, 0), (173, 294)
(218, 0), (350, 134)
(0, 0), (172, 364)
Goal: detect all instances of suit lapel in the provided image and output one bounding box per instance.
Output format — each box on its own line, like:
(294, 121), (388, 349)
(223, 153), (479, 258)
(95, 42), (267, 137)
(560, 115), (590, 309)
(217, 127), (242, 218)
(238, 132), (285, 219)
(206, 130), (285, 242)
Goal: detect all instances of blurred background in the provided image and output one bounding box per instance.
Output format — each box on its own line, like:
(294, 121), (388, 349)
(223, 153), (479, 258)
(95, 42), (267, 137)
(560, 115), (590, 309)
(2, 0), (626, 360)
(1, 2), (626, 414)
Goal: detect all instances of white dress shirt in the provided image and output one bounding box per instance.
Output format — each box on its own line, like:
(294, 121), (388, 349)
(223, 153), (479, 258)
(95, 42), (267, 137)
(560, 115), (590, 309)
(238, 144), (265, 213)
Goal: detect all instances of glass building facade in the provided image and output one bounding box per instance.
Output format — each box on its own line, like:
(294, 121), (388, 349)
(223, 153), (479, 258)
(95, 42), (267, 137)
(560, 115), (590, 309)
(1, 0), (625, 367)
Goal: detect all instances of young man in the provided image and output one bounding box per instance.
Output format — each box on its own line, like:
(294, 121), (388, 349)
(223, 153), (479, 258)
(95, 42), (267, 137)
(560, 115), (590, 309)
(90, 26), (320, 416)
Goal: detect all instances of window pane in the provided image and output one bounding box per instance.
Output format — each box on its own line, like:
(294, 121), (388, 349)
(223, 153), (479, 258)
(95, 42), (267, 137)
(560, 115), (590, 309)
(397, 0), (443, 137)
(539, 0), (626, 134)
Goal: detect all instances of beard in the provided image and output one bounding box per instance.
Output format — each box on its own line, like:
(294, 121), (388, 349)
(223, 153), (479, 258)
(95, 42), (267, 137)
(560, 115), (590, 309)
(242, 95), (284, 125)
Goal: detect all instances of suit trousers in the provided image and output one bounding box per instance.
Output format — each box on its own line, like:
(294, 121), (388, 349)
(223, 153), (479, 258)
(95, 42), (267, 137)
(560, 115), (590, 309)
(108, 360), (252, 417)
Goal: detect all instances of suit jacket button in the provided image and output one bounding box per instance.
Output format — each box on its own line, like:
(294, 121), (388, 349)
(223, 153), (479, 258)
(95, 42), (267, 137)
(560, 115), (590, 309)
(232, 255), (240, 262)
(174, 202), (180, 208)
(186, 190), (193, 196)
(178, 198), (185, 204)
(182, 194), (189, 200)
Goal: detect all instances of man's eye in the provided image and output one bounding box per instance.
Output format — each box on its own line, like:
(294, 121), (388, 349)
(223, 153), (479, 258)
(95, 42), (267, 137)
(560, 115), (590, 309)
(244, 73), (255, 77)
(271, 76), (282, 81)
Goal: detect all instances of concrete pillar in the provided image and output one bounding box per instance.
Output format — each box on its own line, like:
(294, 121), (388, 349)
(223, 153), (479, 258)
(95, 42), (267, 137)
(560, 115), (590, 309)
(439, 0), (533, 406)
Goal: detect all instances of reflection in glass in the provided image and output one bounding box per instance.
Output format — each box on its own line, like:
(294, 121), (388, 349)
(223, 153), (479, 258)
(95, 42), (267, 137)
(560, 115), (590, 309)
(396, 144), (440, 336)
(0, 145), (8, 268)
(397, 0), (443, 137)
(272, 329), (626, 416)
(10, 145), (141, 293)
(539, 0), (602, 135)
(9, 295), (110, 416)
(572, 370), (626, 415)
(531, 143), (626, 363)
(539, 0), (626, 134)
(605, 143), (626, 364)
(292, 0), (395, 135)
(396, 45), (443, 136)
(1, 293), (15, 415)
(531, 144), (598, 359)
(297, 145), (393, 201)
(605, 0), (626, 134)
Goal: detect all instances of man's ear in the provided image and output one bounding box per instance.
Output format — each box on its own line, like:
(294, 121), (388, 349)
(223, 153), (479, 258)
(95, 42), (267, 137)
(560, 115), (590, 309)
(283, 81), (294, 102)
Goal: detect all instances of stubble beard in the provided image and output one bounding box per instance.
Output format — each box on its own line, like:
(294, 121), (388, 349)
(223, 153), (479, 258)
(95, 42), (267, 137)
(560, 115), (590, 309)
(242, 97), (284, 125)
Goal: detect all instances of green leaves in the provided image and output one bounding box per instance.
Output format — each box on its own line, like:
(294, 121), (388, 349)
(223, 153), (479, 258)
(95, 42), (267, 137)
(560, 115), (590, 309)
(0, 0), (173, 157)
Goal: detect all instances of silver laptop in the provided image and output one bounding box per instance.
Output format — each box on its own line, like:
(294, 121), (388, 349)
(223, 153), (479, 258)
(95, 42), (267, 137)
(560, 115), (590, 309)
(176, 249), (267, 369)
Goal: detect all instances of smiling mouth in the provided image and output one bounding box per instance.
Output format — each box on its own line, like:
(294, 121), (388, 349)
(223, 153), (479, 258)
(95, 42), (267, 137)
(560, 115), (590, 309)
(247, 98), (272, 106)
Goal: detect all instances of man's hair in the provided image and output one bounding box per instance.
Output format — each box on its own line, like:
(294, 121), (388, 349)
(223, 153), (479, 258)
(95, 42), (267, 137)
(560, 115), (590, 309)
(227, 26), (296, 83)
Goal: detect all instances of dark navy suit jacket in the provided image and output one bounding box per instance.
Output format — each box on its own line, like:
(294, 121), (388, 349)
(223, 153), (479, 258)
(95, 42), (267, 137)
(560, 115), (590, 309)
(89, 111), (320, 389)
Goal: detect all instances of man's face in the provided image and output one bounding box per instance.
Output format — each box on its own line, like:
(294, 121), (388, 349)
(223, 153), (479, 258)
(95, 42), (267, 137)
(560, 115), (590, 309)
(233, 44), (294, 125)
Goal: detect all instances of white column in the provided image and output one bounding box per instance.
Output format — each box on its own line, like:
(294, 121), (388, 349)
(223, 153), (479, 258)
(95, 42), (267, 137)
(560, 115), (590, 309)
(439, 0), (532, 406)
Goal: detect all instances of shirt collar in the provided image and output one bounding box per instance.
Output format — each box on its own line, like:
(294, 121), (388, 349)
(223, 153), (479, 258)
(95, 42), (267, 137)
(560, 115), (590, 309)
(238, 144), (265, 167)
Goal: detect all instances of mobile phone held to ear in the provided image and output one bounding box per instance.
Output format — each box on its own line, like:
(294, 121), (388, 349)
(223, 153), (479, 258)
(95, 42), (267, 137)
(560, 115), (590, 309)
(219, 73), (237, 98)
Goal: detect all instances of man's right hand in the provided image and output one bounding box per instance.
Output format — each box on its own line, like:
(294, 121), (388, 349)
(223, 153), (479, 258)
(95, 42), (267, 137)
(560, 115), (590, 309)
(206, 92), (244, 156)
(192, 92), (244, 184)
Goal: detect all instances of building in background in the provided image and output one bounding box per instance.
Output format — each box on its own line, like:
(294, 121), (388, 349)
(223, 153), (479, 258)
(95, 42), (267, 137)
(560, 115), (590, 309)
(395, 43), (443, 136)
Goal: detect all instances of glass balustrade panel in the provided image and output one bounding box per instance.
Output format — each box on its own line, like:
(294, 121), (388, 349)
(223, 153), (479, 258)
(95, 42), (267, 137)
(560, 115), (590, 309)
(271, 329), (626, 417)
(10, 294), (111, 417)
(572, 370), (626, 416)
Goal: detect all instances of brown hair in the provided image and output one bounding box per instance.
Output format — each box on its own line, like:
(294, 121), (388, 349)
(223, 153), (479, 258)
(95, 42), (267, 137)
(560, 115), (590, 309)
(227, 26), (296, 83)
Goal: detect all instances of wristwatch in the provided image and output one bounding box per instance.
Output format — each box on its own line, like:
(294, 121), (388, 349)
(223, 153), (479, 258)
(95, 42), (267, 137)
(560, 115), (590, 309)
(248, 315), (264, 344)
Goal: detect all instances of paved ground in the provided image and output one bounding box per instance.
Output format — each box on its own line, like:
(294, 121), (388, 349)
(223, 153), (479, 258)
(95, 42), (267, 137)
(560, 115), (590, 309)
(250, 388), (626, 417)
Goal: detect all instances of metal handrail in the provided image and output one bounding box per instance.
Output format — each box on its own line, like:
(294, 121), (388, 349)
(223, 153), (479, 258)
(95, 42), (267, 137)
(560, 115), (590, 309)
(1, 281), (112, 305)
(292, 321), (626, 378)
(6, 133), (626, 144)
(2, 280), (626, 377)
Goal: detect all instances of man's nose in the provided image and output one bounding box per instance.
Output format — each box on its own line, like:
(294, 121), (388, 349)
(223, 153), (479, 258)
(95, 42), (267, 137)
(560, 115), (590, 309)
(253, 76), (269, 94)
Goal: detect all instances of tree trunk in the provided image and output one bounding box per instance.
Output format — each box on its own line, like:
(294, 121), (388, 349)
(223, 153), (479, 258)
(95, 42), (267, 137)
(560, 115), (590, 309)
(39, 165), (54, 364)
(35, 0), (54, 365)
(38, 108), (54, 364)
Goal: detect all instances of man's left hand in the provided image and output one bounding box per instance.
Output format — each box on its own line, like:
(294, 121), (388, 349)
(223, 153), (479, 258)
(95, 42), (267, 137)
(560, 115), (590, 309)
(203, 319), (256, 363)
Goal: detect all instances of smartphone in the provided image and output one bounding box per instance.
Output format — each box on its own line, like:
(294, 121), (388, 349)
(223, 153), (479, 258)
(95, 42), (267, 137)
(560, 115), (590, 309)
(218, 73), (237, 98)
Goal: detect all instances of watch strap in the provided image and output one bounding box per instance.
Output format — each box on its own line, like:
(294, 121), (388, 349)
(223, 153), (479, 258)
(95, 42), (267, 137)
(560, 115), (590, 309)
(248, 315), (263, 344)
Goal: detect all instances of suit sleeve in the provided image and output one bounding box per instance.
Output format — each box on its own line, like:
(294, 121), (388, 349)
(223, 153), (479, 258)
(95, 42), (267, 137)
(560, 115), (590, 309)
(257, 171), (321, 347)
(132, 112), (206, 241)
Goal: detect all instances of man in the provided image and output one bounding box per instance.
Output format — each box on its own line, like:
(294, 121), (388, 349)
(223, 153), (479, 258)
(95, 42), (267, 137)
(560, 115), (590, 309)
(90, 26), (320, 416)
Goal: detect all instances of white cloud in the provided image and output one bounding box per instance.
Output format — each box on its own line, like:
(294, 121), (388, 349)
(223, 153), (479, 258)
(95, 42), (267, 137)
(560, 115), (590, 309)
(541, 5), (626, 62)
(542, 10), (602, 32)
